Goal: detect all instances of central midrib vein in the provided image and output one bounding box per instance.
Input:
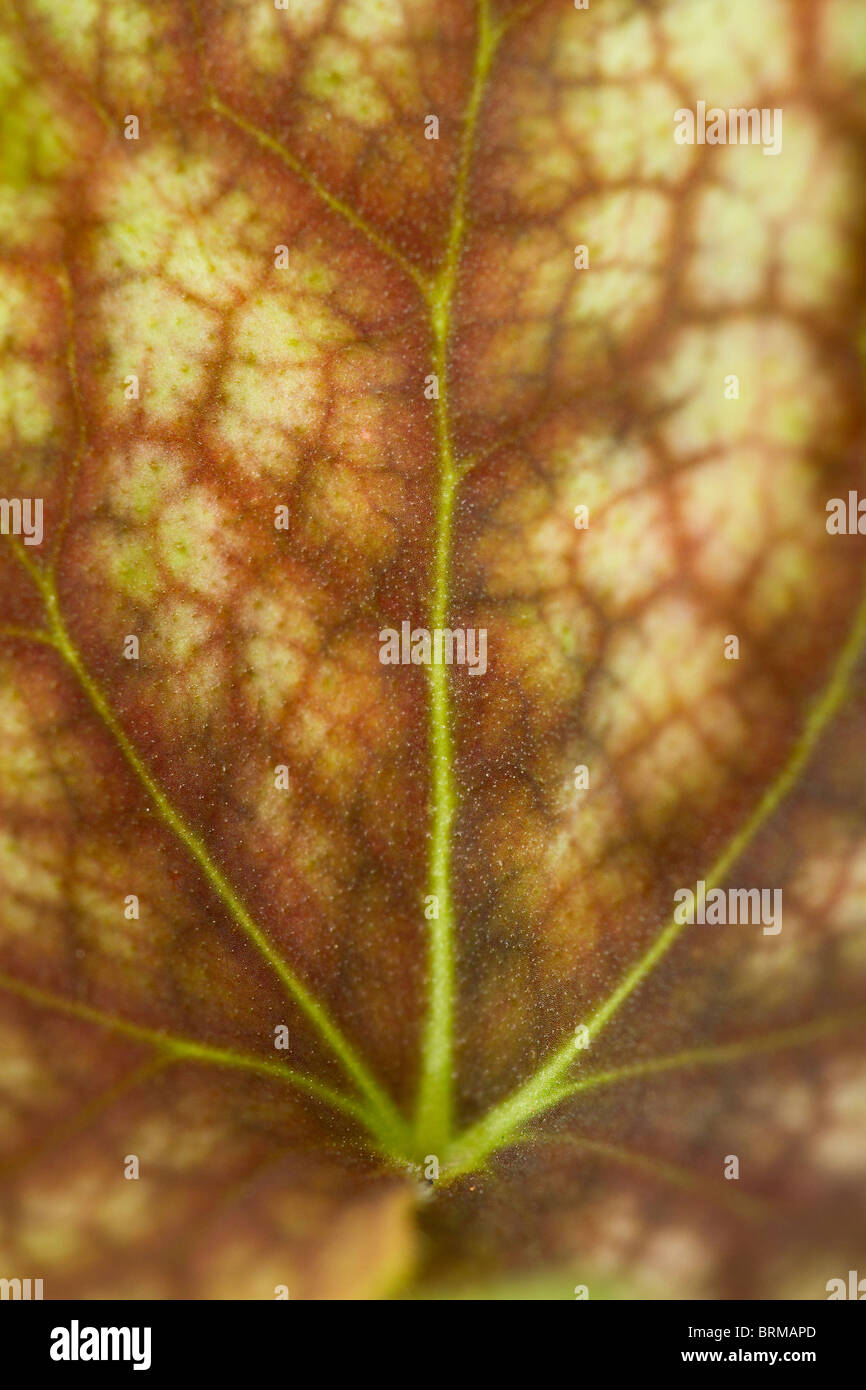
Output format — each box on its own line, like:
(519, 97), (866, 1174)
(413, 0), (500, 1155)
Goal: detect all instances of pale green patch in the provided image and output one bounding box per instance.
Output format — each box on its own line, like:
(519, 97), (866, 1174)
(72, 880), (142, 961)
(235, 290), (348, 367)
(96, 150), (221, 255)
(30, 0), (101, 67)
(30, 0), (179, 101)
(494, 611), (587, 705)
(164, 191), (268, 306)
(107, 535), (161, 604)
(0, 1023), (51, 1098)
(0, 683), (48, 783)
(148, 600), (225, 724)
(596, 10), (655, 78)
(563, 81), (683, 183)
(0, 832), (64, 936)
(340, 0), (407, 43)
(95, 154), (262, 301)
(676, 450), (777, 593)
(17, 1183), (94, 1266)
(808, 1062), (866, 1175)
(107, 447), (184, 526)
(244, 4), (293, 74)
(689, 111), (853, 311)
(628, 718), (726, 829)
(0, 39), (72, 190)
(212, 369), (310, 479)
(690, 181), (771, 305)
(747, 540), (821, 632)
(661, 0), (793, 98)
(304, 37), (392, 126)
(294, 640), (396, 785)
(241, 586), (322, 719)
(248, 765), (300, 844)
(510, 118), (582, 215)
(275, 817), (351, 909)
(822, 0), (866, 77)
(589, 599), (736, 752)
(212, 288), (350, 477)
(773, 117), (855, 312)
(653, 321), (828, 453)
(99, 281), (218, 427)
(513, 228), (575, 318)
(251, 0), (330, 49)
(569, 188), (670, 307)
(0, 684), (58, 807)
(0, 360), (55, 448)
(0, 186), (58, 248)
(545, 778), (620, 873)
(156, 491), (237, 598)
(0, 270), (62, 458)
(94, 151), (262, 307)
(90, 1176), (154, 1242)
(580, 491), (676, 612)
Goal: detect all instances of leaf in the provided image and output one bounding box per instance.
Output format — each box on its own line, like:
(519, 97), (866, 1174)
(1, 0), (865, 1301)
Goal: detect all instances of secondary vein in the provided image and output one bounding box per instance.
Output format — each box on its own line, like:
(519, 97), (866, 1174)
(442, 582), (866, 1175)
(6, 541), (408, 1154)
(209, 96), (429, 298)
(0, 969), (368, 1124)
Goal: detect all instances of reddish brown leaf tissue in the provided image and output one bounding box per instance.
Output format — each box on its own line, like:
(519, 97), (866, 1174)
(0, 0), (865, 1300)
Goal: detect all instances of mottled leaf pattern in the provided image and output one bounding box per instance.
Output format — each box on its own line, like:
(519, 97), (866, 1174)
(0, 0), (865, 1299)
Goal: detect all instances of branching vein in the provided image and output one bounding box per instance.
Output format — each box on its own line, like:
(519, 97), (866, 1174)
(442, 582), (866, 1176)
(0, 969), (369, 1125)
(5, 539), (408, 1155)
